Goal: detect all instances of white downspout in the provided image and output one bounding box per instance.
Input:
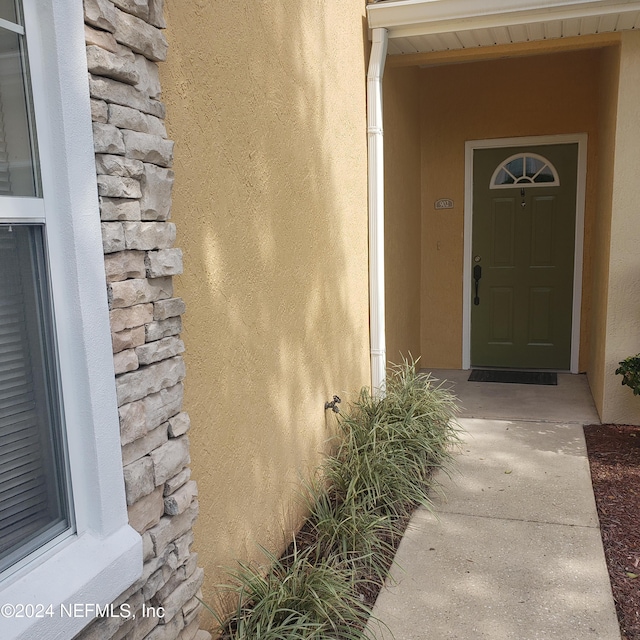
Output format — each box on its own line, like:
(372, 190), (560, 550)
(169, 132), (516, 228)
(367, 27), (388, 397)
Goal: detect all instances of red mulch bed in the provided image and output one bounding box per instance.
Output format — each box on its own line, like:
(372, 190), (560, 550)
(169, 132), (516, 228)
(584, 424), (640, 640)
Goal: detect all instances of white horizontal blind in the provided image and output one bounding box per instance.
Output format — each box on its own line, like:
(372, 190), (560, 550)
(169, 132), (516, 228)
(0, 226), (68, 573)
(0, 228), (49, 558)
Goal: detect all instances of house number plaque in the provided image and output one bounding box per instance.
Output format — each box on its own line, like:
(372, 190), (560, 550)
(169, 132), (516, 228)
(435, 198), (454, 210)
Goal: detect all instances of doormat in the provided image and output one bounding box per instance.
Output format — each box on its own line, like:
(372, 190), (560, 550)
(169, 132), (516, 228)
(468, 370), (558, 385)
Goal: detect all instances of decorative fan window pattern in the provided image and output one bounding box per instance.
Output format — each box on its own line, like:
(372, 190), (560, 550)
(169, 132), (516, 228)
(490, 153), (560, 189)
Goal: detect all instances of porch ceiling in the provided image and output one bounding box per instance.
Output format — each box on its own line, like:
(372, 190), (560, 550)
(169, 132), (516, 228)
(367, 0), (640, 57)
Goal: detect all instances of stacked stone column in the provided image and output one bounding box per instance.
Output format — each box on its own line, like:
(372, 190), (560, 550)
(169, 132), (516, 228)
(76, 2), (208, 639)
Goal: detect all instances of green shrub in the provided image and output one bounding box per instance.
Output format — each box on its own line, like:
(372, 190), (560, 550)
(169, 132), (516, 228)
(325, 359), (460, 519)
(304, 484), (397, 580)
(207, 546), (371, 640)
(615, 354), (640, 395)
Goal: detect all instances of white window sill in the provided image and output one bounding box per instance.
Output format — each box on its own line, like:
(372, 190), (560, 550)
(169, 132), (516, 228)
(1, 525), (141, 640)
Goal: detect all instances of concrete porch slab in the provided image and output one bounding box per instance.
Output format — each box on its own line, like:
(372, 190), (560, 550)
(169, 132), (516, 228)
(422, 369), (600, 425)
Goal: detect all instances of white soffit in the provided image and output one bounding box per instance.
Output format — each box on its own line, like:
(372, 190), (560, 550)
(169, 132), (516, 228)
(367, 0), (640, 55)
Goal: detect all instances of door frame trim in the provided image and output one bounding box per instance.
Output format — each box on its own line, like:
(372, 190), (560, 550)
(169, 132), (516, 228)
(462, 133), (588, 373)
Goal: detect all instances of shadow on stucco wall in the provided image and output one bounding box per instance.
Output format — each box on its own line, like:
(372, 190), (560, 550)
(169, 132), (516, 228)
(160, 0), (371, 626)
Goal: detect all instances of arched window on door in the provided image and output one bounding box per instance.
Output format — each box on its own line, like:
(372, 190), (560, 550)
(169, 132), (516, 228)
(490, 152), (560, 189)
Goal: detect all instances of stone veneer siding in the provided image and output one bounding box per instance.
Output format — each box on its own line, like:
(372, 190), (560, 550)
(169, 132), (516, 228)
(75, 2), (209, 640)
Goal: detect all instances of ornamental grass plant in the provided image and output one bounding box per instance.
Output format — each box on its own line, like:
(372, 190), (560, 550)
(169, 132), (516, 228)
(304, 485), (397, 581)
(325, 360), (460, 520)
(210, 359), (460, 639)
(206, 546), (371, 640)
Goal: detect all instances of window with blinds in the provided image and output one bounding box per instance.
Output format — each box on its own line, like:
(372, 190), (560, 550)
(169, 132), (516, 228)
(0, 226), (71, 573)
(0, 0), (72, 577)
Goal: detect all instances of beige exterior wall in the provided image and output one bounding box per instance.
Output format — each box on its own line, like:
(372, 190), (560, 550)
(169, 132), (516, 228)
(600, 31), (640, 424)
(383, 66), (422, 365)
(588, 46), (620, 416)
(417, 49), (602, 369)
(160, 0), (371, 623)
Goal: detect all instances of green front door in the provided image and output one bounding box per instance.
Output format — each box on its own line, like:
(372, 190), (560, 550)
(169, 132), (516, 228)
(471, 144), (578, 370)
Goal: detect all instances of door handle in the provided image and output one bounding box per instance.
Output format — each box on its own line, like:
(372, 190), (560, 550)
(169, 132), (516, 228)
(473, 264), (482, 305)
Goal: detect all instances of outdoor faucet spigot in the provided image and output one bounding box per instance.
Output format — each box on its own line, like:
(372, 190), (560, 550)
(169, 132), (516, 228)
(324, 395), (341, 413)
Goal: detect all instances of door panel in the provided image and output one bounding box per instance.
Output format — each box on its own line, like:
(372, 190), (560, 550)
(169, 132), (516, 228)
(491, 199), (516, 266)
(530, 196), (555, 266)
(471, 144), (578, 370)
(529, 287), (552, 344)
(489, 288), (513, 343)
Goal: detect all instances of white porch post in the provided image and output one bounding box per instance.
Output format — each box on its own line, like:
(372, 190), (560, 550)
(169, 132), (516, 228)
(367, 27), (389, 398)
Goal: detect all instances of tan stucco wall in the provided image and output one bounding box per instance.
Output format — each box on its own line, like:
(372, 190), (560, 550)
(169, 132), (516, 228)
(600, 31), (640, 424)
(418, 50), (602, 369)
(160, 0), (371, 622)
(383, 66), (422, 365)
(588, 46), (620, 415)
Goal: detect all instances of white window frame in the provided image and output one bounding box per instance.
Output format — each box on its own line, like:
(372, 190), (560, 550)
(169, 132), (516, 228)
(1, 2), (142, 639)
(489, 152), (561, 189)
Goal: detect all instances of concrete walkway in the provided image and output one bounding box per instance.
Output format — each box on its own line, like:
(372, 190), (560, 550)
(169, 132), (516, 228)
(368, 370), (621, 640)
